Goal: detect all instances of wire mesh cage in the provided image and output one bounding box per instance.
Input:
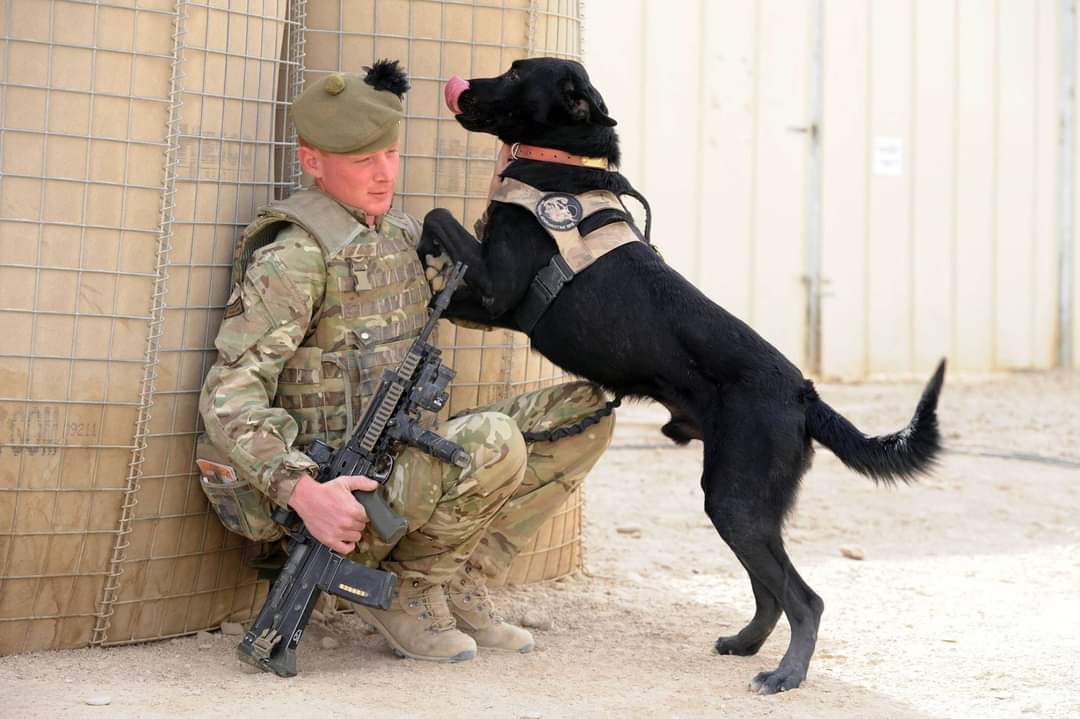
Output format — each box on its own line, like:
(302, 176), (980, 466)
(0, 0), (585, 654)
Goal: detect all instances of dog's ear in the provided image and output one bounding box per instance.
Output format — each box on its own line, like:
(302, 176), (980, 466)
(561, 75), (617, 127)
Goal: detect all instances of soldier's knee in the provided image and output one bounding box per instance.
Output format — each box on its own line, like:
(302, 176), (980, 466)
(568, 382), (617, 444)
(566, 380), (609, 410)
(457, 411), (527, 480)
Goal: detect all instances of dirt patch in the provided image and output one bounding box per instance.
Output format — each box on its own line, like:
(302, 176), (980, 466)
(2, 371), (1079, 718)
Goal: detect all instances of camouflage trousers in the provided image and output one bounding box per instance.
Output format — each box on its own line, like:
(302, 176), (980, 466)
(350, 380), (615, 583)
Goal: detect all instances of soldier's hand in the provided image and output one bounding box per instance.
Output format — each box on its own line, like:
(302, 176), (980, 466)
(288, 473), (379, 554)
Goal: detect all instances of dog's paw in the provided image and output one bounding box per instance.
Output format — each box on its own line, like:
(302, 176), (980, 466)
(424, 252), (452, 292)
(714, 634), (765, 657)
(749, 667), (805, 695)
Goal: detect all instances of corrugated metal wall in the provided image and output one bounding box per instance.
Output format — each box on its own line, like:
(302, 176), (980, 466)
(584, 0), (1078, 379)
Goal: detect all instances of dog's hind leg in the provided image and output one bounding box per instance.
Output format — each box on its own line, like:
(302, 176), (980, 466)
(713, 558), (781, 656)
(738, 537), (823, 694)
(702, 414), (823, 694)
(707, 510), (823, 693)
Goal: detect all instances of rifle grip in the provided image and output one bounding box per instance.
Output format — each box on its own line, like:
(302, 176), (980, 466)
(354, 489), (409, 545)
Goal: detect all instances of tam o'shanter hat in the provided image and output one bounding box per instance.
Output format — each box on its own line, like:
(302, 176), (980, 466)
(291, 59), (410, 154)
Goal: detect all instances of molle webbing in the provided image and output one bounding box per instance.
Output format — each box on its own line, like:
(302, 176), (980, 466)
(348, 313), (429, 346)
(326, 284), (430, 319)
(336, 262), (423, 293)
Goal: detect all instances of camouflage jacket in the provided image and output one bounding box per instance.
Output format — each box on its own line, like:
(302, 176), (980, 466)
(198, 189), (430, 509)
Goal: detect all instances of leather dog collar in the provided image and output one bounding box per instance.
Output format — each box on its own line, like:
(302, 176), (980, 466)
(509, 142), (609, 170)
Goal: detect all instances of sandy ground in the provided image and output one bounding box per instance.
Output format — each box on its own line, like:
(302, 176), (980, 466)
(1, 370), (1079, 719)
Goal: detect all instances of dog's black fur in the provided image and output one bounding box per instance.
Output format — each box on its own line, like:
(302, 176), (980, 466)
(418, 58), (946, 694)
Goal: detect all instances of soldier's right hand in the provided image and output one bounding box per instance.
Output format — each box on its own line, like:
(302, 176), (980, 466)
(287, 473), (379, 554)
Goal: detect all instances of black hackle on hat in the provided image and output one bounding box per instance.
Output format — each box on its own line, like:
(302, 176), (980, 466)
(364, 59), (410, 98)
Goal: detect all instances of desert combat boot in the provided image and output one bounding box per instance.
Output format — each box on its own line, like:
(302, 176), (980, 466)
(448, 561), (534, 653)
(355, 577), (477, 662)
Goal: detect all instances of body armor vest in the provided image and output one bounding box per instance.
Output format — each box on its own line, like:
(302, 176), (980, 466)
(237, 190), (431, 449)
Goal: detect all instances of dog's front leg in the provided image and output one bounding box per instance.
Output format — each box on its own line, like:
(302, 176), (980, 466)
(420, 208), (498, 307)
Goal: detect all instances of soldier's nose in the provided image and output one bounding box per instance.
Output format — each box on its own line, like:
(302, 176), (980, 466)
(371, 156), (393, 180)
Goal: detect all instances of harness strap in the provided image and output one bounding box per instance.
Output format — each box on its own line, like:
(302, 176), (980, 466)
(577, 208), (630, 237)
(513, 254), (575, 331)
(489, 176), (644, 332)
(491, 177), (638, 274)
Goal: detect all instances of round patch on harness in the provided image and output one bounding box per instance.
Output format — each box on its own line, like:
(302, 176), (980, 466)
(536, 193), (583, 231)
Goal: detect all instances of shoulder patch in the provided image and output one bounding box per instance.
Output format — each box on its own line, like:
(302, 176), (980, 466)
(223, 285), (244, 319)
(536, 193), (583, 231)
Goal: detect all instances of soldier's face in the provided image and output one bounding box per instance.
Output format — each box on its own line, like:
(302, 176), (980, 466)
(301, 144), (400, 217)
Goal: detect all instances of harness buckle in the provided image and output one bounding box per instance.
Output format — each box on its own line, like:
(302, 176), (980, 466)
(514, 254), (575, 333)
(533, 254), (574, 300)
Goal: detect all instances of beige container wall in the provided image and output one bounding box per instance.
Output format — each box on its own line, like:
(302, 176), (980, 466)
(0, 0), (298, 654)
(0, 0), (582, 655)
(584, 0), (1079, 378)
(107, 0), (297, 646)
(0, 0), (184, 653)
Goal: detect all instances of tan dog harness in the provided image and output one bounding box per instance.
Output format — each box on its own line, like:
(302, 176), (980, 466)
(487, 176), (649, 331)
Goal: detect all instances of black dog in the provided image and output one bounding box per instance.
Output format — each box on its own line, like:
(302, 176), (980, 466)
(419, 58), (945, 694)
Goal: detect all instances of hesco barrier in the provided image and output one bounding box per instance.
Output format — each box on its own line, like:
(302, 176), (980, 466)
(0, 0), (585, 655)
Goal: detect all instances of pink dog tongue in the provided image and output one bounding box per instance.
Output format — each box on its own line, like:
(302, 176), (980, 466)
(445, 75), (469, 115)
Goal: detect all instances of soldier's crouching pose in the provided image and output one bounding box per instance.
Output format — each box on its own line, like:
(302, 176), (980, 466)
(197, 60), (614, 663)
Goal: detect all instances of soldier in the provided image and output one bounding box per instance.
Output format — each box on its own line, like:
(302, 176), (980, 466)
(197, 60), (615, 663)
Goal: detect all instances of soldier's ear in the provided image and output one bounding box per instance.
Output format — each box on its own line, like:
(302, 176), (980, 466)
(298, 144), (324, 179)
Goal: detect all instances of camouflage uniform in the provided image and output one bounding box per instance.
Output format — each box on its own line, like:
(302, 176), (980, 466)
(198, 187), (614, 583)
(372, 380), (613, 582)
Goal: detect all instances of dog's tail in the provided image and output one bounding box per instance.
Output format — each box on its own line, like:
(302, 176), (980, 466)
(804, 359), (946, 485)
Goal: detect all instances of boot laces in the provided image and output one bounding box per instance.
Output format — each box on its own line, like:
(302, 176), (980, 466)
(458, 562), (498, 620)
(406, 579), (456, 632)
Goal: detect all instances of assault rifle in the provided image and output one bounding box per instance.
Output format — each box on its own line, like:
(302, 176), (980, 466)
(237, 262), (470, 677)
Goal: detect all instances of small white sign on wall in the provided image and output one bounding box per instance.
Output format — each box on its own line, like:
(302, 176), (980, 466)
(872, 136), (904, 177)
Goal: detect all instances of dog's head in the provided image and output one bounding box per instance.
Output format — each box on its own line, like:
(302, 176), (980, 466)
(445, 58), (617, 150)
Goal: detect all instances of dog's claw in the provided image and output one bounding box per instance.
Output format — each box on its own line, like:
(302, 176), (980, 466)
(750, 668), (805, 695)
(714, 635), (765, 656)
